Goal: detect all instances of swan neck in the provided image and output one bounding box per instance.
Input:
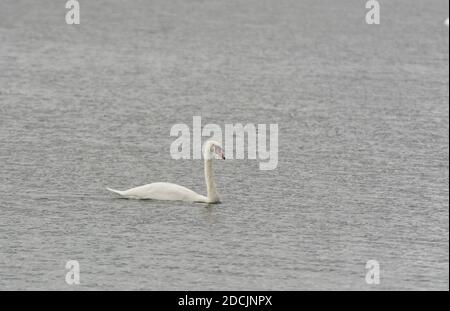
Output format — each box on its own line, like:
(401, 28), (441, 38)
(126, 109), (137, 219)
(204, 159), (219, 203)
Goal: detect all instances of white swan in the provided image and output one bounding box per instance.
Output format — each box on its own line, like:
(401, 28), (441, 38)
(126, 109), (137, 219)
(106, 140), (225, 203)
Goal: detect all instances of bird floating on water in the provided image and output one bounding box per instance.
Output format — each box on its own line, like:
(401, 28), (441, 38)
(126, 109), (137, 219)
(107, 140), (225, 203)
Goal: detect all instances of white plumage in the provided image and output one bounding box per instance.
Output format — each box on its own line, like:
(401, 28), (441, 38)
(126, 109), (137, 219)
(107, 140), (225, 203)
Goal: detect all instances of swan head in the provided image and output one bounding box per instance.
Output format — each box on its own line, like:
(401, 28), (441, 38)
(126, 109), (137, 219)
(203, 140), (225, 160)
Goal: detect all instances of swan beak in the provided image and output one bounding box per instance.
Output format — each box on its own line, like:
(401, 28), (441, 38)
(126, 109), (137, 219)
(214, 145), (225, 160)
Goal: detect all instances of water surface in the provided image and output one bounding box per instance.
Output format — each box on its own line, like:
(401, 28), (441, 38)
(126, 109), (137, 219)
(0, 0), (448, 290)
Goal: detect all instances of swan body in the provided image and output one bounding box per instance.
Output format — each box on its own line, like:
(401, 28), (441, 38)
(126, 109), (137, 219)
(107, 140), (225, 203)
(107, 183), (207, 202)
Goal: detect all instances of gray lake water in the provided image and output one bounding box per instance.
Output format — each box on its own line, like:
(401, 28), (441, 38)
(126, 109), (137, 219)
(0, 0), (448, 290)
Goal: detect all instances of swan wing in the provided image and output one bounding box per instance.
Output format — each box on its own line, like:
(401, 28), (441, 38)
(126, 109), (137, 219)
(108, 182), (207, 202)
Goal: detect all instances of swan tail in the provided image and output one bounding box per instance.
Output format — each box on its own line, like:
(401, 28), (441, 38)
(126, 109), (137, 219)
(106, 187), (126, 196)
